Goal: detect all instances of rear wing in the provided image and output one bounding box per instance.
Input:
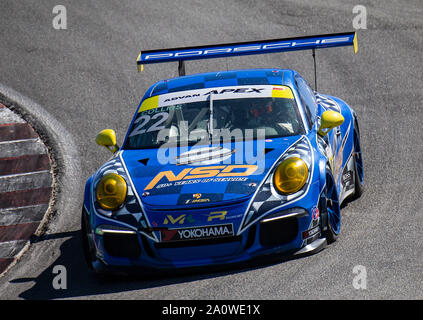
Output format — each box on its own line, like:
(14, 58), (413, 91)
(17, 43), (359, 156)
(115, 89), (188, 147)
(136, 32), (357, 90)
(137, 31), (357, 71)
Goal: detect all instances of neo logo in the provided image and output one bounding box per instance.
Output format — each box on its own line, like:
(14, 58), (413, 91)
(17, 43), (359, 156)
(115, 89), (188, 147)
(144, 165), (258, 190)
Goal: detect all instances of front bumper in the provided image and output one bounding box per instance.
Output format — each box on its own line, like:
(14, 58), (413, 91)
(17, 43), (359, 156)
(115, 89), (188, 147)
(84, 200), (325, 274)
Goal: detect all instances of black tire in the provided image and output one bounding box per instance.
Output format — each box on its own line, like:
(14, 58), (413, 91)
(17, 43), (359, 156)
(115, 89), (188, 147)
(81, 208), (96, 270)
(352, 118), (364, 199)
(353, 156), (363, 199)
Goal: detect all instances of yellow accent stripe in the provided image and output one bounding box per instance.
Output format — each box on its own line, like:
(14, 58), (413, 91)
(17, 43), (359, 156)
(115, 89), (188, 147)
(137, 51), (143, 72)
(271, 86), (294, 99)
(138, 95), (159, 112)
(353, 32), (358, 54)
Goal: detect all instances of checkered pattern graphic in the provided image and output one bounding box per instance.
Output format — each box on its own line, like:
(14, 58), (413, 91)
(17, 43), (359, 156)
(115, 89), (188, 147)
(93, 155), (154, 239)
(239, 136), (312, 233)
(315, 93), (341, 113)
(147, 69), (287, 97)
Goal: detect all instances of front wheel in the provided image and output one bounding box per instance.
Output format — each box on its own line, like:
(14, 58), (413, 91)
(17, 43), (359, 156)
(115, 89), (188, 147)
(320, 169), (341, 244)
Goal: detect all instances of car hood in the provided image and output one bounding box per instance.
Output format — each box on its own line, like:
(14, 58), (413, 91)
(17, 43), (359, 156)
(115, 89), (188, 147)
(120, 136), (301, 209)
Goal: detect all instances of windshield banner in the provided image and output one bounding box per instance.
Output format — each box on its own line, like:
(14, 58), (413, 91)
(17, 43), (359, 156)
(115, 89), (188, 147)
(139, 85), (294, 113)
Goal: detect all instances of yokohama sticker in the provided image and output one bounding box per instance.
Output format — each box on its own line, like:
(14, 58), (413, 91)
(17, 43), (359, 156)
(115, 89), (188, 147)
(161, 223), (234, 242)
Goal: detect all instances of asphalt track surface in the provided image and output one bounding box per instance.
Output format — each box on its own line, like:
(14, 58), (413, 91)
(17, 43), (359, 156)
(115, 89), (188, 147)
(0, 0), (422, 300)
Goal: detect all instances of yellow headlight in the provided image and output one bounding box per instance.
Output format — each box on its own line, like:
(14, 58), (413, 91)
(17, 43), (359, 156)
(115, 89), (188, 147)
(96, 173), (127, 210)
(273, 157), (308, 194)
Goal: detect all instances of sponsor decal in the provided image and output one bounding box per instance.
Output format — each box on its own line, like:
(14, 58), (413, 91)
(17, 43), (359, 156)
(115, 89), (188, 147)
(177, 193), (222, 205)
(161, 223), (234, 242)
(140, 105), (181, 115)
(142, 36), (352, 62)
(302, 226), (320, 239)
(176, 146), (234, 165)
(312, 207), (319, 221)
(184, 193), (211, 204)
(163, 214), (195, 225)
(207, 211), (227, 222)
(144, 164), (258, 190)
(342, 165), (355, 192)
(203, 87), (264, 95)
(164, 94), (201, 103)
(342, 170), (353, 185)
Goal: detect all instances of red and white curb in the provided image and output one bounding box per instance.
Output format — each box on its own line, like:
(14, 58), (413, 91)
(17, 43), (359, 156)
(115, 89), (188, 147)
(0, 103), (53, 275)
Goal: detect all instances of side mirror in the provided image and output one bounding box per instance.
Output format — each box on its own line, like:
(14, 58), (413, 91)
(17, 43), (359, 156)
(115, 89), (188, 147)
(96, 129), (119, 153)
(318, 111), (344, 137)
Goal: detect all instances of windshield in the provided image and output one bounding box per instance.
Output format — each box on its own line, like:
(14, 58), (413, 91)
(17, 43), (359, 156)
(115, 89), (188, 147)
(124, 96), (304, 150)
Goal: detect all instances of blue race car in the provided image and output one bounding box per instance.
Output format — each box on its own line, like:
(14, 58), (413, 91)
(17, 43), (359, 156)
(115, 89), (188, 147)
(81, 32), (363, 274)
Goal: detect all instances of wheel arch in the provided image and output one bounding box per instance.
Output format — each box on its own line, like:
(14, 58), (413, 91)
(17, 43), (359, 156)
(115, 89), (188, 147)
(83, 175), (94, 215)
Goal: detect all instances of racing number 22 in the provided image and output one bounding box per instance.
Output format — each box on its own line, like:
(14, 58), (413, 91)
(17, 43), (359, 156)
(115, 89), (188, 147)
(129, 112), (169, 137)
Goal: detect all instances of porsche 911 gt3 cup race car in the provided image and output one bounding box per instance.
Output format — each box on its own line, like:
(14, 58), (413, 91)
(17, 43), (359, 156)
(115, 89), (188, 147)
(81, 32), (363, 274)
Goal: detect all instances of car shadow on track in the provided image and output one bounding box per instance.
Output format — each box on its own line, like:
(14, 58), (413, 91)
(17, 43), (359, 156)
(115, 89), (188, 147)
(10, 230), (320, 300)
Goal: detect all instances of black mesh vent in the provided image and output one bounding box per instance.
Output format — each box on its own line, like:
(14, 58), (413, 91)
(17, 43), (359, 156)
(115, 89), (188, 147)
(103, 233), (141, 258)
(259, 217), (298, 247)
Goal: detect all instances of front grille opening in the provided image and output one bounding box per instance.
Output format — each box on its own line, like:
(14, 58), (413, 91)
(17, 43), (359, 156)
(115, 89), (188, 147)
(259, 217), (298, 247)
(103, 233), (141, 258)
(155, 236), (242, 249)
